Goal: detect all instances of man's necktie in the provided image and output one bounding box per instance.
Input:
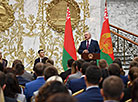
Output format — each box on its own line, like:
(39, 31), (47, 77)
(86, 40), (89, 49)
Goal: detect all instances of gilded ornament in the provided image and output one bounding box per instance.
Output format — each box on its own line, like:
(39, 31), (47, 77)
(46, 0), (80, 32)
(0, 0), (14, 31)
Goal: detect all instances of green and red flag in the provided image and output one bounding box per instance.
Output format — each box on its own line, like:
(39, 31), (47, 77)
(99, 6), (114, 65)
(62, 6), (77, 71)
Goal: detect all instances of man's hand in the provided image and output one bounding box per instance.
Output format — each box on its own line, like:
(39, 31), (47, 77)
(83, 50), (89, 53)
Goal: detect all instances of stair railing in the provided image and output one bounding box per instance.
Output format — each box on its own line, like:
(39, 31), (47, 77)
(109, 24), (138, 69)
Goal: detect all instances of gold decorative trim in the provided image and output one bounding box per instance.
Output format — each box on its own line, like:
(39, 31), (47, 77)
(46, 0), (80, 32)
(0, 0), (14, 31)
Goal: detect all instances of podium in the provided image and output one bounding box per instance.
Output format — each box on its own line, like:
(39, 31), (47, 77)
(81, 53), (100, 60)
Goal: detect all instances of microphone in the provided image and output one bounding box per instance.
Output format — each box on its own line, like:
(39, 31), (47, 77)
(25, 60), (33, 68)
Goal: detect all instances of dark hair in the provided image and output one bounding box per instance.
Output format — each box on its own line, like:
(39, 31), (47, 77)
(108, 63), (120, 77)
(129, 61), (138, 69)
(34, 63), (44, 76)
(35, 81), (69, 102)
(67, 59), (74, 67)
(72, 59), (85, 72)
(12, 59), (22, 68)
(0, 63), (4, 72)
(81, 62), (91, 75)
(3, 67), (15, 74)
(131, 78), (138, 102)
(38, 49), (43, 54)
(47, 93), (77, 102)
(113, 58), (122, 68)
(45, 59), (54, 65)
(0, 71), (6, 87)
(102, 76), (124, 100)
(44, 66), (58, 80)
(4, 73), (21, 98)
(128, 67), (138, 82)
(85, 65), (102, 84)
(15, 63), (24, 75)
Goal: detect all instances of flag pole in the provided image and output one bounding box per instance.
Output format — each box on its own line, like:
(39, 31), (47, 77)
(105, 0), (107, 7)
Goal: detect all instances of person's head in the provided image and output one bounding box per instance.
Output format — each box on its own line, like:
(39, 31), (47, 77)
(38, 49), (45, 58)
(35, 81), (69, 102)
(14, 63), (24, 75)
(128, 67), (138, 82)
(67, 59), (74, 68)
(113, 58), (122, 68)
(47, 93), (77, 102)
(108, 63), (120, 77)
(85, 65), (102, 85)
(84, 32), (91, 41)
(71, 59), (85, 73)
(3, 67), (15, 74)
(131, 78), (138, 102)
(34, 62), (44, 76)
(129, 61), (138, 69)
(4, 73), (21, 98)
(12, 59), (22, 68)
(101, 76), (124, 101)
(46, 76), (63, 83)
(0, 71), (6, 88)
(45, 59), (54, 65)
(99, 59), (108, 69)
(133, 56), (138, 62)
(81, 62), (91, 75)
(44, 66), (58, 80)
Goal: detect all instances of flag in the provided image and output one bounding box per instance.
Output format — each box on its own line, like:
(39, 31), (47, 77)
(62, 6), (77, 71)
(99, 6), (114, 65)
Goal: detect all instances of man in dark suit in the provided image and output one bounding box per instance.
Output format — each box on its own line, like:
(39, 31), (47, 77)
(60, 59), (74, 81)
(75, 65), (103, 102)
(78, 32), (100, 55)
(34, 49), (48, 68)
(68, 62), (90, 94)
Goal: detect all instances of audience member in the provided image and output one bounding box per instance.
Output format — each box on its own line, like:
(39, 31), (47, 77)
(113, 58), (125, 76)
(121, 67), (138, 102)
(47, 93), (77, 102)
(60, 59), (74, 81)
(75, 65), (103, 102)
(24, 62), (45, 102)
(44, 58), (54, 65)
(98, 59), (109, 88)
(44, 66), (58, 81)
(0, 51), (8, 70)
(131, 78), (138, 102)
(129, 61), (138, 69)
(65, 59), (85, 85)
(14, 63), (30, 86)
(133, 56), (138, 62)
(101, 76), (124, 102)
(108, 63), (120, 77)
(12, 59), (34, 81)
(68, 62), (90, 93)
(4, 73), (26, 102)
(35, 81), (69, 102)
(3, 67), (15, 74)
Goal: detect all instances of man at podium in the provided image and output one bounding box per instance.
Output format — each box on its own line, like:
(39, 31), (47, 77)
(78, 32), (100, 61)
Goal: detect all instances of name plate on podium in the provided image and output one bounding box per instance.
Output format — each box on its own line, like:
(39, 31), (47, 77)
(81, 53), (100, 60)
